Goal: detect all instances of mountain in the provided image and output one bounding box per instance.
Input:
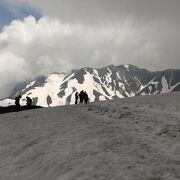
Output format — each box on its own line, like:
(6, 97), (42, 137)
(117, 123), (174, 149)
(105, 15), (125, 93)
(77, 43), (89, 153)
(1, 64), (180, 107)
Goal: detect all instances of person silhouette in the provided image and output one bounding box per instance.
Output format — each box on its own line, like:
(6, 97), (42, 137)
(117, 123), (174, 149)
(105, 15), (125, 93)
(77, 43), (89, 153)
(15, 95), (22, 111)
(75, 92), (79, 104)
(26, 96), (32, 108)
(79, 90), (84, 104)
(83, 91), (89, 104)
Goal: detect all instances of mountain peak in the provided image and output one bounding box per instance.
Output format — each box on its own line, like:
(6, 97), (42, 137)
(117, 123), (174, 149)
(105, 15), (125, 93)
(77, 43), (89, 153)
(1, 64), (180, 107)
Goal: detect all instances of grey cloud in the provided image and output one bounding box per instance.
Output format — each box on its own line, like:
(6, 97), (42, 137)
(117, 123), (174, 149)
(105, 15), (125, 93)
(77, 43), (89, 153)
(17, 0), (180, 70)
(0, 0), (180, 98)
(19, 0), (180, 24)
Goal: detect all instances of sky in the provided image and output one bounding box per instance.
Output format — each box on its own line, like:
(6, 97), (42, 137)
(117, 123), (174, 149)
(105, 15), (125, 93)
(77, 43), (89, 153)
(0, 0), (180, 98)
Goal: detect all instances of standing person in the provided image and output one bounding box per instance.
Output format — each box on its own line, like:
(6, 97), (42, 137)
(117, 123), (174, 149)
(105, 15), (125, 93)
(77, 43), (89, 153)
(26, 96), (32, 108)
(75, 92), (79, 104)
(15, 95), (22, 111)
(84, 91), (89, 104)
(79, 90), (84, 104)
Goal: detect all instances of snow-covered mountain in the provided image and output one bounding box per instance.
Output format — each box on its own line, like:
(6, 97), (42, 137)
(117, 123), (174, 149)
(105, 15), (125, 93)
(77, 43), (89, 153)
(1, 64), (180, 107)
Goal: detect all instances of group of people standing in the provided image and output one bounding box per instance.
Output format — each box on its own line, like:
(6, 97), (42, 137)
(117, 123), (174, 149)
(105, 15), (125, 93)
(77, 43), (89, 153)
(14, 90), (88, 110)
(75, 90), (89, 104)
(15, 95), (32, 110)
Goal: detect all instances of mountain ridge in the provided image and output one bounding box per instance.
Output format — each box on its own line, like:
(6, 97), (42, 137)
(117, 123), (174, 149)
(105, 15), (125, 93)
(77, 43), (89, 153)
(1, 64), (180, 107)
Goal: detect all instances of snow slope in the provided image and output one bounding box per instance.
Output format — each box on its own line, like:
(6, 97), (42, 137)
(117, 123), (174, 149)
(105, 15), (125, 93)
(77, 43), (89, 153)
(0, 92), (180, 180)
(1, 64), (180, 107)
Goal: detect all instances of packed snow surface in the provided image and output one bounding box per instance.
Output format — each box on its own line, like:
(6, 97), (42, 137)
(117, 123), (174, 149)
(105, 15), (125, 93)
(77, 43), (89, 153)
(0, 98), (15, 107)
(0, 92), (180, 180)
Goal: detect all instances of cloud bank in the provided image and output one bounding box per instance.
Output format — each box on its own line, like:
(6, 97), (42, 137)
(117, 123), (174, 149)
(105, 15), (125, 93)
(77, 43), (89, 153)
(0, 0), (180, 98)
(18, 0), (180, 25)
(0, 15), (161, 97)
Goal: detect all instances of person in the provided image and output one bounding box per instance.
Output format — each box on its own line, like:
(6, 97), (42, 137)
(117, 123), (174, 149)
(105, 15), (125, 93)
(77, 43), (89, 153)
(15, 95), (22, 111)
(75, 92), (79, 104)
(79, 90), (84, 104)
(83, 91), (89, 104)
(26, 96), (32, 108)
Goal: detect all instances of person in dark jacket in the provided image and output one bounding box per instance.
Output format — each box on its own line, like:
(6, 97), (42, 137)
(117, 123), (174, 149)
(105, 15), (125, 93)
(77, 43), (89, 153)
(83, 91), (89, 104)
(26, 96), (32, 108)
(79, 90), (84, 104)
(15, 95), (22, 111)
(75, 92), (79, 104)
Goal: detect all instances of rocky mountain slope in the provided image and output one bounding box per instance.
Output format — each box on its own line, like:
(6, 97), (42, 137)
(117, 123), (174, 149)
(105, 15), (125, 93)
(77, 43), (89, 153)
(1, 64), (180, 107)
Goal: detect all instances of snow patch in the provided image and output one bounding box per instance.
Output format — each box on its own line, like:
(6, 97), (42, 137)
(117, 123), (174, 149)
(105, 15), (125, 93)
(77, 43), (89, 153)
(26, 81), (36, 89)
(0, 99), (15, 107)
(161, 76), (170, 93)
(124, 64), (129, 70)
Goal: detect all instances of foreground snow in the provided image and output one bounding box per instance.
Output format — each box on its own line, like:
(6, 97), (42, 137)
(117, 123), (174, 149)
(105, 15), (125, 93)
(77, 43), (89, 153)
(0, 92), (180, 180)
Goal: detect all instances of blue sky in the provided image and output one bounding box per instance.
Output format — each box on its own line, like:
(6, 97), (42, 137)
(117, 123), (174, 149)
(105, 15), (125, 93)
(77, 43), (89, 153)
(0, 0), (41, 30)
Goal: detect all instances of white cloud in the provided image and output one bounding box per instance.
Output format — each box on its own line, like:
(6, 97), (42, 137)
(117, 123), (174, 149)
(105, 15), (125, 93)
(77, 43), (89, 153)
(0, 15), (179, 98)
(0, 51), (30, 97)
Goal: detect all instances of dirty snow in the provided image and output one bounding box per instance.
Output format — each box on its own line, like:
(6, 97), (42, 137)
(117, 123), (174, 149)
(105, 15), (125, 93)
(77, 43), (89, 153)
(0, 92), (180, 180)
